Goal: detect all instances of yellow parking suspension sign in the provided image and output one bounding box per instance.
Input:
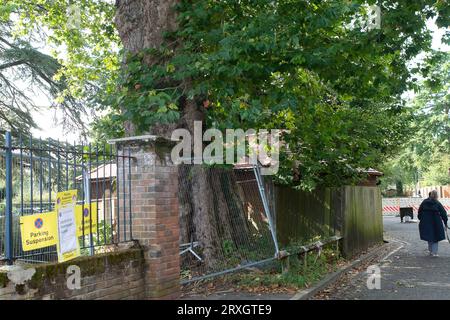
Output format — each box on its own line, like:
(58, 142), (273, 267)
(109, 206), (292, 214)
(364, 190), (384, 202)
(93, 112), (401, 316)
(20, 212), (57, 251)
(20, 203), (99, 252)
(75, 203), (98, 236)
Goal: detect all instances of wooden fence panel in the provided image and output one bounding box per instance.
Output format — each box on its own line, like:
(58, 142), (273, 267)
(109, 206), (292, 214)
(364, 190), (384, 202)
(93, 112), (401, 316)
(340, 186), (383, 257)
(275, 186), (335, 247)
(274, 185), (383, 257)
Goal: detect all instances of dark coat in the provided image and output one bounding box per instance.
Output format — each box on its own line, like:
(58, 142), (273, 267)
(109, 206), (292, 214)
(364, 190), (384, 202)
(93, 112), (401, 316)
(418, 198), (448, 242)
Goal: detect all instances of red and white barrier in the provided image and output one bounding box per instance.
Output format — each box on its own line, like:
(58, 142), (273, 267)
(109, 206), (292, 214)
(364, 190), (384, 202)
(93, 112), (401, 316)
(382, 198), (400, 215)
(382, 198), (450, 215)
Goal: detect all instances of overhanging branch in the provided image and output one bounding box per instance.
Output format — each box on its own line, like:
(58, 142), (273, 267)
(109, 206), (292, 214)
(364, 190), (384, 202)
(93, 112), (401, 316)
(0, 59), (27, 71)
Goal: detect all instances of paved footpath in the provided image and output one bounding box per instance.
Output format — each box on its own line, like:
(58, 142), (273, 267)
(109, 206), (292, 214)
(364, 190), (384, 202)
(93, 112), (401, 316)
(314, 216), (450, 300)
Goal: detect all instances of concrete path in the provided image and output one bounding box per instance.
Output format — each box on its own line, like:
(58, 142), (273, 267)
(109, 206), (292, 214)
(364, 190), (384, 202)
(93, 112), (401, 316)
(314, 216), (450, 300)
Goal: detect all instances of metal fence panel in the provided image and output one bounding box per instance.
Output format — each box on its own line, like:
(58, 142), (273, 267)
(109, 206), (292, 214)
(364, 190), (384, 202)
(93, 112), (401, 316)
(179, 164), (277, 283)
(0, 132), (134, 264)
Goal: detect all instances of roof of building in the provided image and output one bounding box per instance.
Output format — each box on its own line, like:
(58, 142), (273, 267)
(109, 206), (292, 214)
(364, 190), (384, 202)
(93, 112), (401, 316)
(76, 163), (117, 181)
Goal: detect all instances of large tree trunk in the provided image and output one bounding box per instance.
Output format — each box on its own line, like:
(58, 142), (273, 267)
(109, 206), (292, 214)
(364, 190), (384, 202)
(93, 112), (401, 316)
(115, 0), (251, 271)
(115, 0), (181, 137)
(115, 0), (178, 54)
(190, 166), (221, 269)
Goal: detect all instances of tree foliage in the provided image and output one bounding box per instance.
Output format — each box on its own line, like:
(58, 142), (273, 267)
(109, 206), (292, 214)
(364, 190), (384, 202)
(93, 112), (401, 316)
(0, 8), (75, 134)
(113, 0), (447, 188)
(381, 51), (450, 190)
(6, 0), (449, 188)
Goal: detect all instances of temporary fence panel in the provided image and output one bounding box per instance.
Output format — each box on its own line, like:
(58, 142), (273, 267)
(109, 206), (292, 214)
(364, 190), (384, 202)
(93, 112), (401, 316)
(179, 164), (278, 283)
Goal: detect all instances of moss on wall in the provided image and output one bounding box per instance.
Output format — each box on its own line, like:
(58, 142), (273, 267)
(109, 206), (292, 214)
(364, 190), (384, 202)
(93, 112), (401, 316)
(0, 272), (9, 288)
(28, 248), (144, 291)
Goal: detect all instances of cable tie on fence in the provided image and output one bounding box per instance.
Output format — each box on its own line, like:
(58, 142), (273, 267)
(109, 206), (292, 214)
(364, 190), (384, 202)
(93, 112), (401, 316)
(277, 250), (289, 259)
(311, 241), (323, 264)
(315, 241), (323, 257)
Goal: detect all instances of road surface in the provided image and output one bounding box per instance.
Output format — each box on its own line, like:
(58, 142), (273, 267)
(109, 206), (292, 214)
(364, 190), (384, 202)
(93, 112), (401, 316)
(314, 216), (450, 300)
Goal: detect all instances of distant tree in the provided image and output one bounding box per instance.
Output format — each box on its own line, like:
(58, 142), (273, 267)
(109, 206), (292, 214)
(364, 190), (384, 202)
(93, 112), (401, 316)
(421, 155), (450, 186)
(1, 21), (61, 133)
(0, 1), (118, 135)
(415, 51), (450, 153)
(381, 51), (450, 189)
(379, 158), (417, 194)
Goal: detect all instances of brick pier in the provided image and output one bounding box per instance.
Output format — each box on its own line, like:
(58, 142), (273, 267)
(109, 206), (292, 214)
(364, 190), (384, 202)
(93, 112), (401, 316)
(117, 136), (180, 299)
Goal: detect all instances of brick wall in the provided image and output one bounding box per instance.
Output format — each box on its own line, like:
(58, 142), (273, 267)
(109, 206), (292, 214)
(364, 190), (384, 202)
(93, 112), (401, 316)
(118, 138), (180, 299)
(0, 248), (145, 300)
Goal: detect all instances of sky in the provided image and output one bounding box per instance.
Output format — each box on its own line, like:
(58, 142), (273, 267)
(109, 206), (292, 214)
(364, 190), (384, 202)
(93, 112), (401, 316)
(31, 101), (86, 142)
(28, 17), (449, 142)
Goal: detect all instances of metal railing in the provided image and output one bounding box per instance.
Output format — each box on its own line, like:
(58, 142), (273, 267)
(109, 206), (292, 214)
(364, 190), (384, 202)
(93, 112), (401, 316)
(0, 131), (134, 264)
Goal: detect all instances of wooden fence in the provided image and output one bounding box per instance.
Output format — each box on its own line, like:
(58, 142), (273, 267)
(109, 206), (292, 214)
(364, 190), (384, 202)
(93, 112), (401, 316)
(274, 185), (383, 258)
(339, 186), (383, 257)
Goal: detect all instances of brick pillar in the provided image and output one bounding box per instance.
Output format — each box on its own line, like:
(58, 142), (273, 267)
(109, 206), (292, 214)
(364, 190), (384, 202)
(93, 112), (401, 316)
(117, 137), (180, 299)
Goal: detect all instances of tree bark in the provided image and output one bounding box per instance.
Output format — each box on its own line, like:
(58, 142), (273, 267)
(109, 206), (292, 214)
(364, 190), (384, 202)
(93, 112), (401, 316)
(190, 165), (221, 270)
(210, 169), (235, 245)
(178, 164), (193, 245)
(115, 0), (178, 55)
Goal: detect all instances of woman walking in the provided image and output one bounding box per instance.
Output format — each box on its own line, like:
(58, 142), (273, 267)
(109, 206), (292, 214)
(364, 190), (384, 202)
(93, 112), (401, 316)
(418, 190), (448, 257)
